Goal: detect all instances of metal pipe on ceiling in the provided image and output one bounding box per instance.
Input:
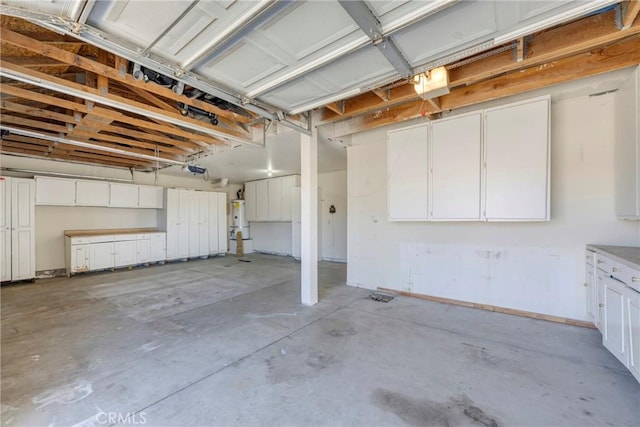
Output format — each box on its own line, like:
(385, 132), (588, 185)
(0, 167), (134, 183)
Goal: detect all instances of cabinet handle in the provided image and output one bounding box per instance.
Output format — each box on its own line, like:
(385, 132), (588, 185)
(599, 303), (604, 308)
(583, 283), (587, 287)
(633, 277), (640, 283)
(611, 267), (618, 272)
(597, 260), (604, 264)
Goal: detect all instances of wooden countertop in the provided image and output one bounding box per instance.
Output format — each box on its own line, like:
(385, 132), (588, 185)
(64, 228), (161, 237)
(587, 245), (640, 269)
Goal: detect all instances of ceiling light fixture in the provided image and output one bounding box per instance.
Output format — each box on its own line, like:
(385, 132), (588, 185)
(413, 66), (449, 99)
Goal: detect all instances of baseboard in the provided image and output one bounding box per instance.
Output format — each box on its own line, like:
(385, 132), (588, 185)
(36, 268), (67, 279)
(377, 287), (596, 329)
(321, 257), (347, 263)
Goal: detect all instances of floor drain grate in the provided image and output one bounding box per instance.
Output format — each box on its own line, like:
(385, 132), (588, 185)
(369, 292), (394, 303)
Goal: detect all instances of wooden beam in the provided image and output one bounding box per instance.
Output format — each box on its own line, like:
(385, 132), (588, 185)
(0, 114), (70, 133)
(0, 28), (252, 124)
(372, 88), (389, 102)
(623, 0), (640, 29)
(0, 60), (251, 141)
(331, 36), (640, 136)
(0, 100), (198, 152)
(0, 83), (222, 146)
(321, 9), (640, 122)
(324, 102), (344, 116)
(2, 135), (153, 167)
(0, 57), (67, 68)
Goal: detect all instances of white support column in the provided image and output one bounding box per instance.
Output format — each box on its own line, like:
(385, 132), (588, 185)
(300, 128), (318, 306)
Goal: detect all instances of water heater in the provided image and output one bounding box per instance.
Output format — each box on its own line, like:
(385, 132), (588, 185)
(229, 199), (250, 240)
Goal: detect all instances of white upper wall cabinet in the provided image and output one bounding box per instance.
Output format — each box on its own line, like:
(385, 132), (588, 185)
(484, 96), (550, 221)
(256, 180), (269, 221)
(35, 176), (76, 206)
(387, 124), (429, 221)
(268, 178), (283, 221)
(138, 185), (163, 209)
(280, 175), (300, 221)
(430, 112), (482, 220)
(75, 180), (109, 206)
(244, 181), (257, 222)
(615, 66), (640, 220)
(109, 183), (139, 208)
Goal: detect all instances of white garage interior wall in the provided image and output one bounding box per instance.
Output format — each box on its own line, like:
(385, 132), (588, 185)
(347, 69), (640, 321)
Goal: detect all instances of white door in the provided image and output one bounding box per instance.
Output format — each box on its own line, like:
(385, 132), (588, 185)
(387, 124), (429, 220)
(627, 289), (640, 382)
(244, 181), (257, 222)
(268, 178), (283, 220)
(114, 241), (137, 267)
(256, 180), (269, 221)
(431, 112), (482, 220)
(138, 185), (159, 208)
(91, 242), (114, 270)
(35, 176), (75, 205)
(484, 96), (550, 221)
(110, 184), (139, 207)
(1, 178), (11, 281)
(291, 187), (301, 259)
(188, 191), (200, 257)
(596, 272), (606, 332)
(136, 239), (151, 263)
(603, 276), (627, 366)
(208, 192), (219, 255)
(71, 244), (90, 272)
(150, 236), (166, 262)
(217, 192), (227, 253)
(11, 178), (35, 281)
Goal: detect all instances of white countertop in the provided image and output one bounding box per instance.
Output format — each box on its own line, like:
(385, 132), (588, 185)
(587, 245), (640, 269)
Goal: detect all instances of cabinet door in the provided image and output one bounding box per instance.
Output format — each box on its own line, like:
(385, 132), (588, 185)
(596, 272), (606, 332)
(217, 192), (227, 253)
(35, 176), (75, 205)
(114, 240), (137, 267)
(75, 180), (109, 206)
(268, 178), (283, 220)
(177, 190), (190, 258)
(387, 124), (429, 220)
(244, 181), (257, 222)
(138, 185), (160, 208)
(165, 189), (179, 259)
(91, 242), (114, 270)
(280, 176), (298, 221)
(627, 289), (640, 382)
(110, 184), (139, 208)
(603, 277), (627, 366)
(198, 192), (209, 256)
(188, 191), (200, 257)
(149, 236), (166, 262)
(11, 178), (35, 281)
(484, 97), (550, 221)
(256, 180), (269, 221)
(71, 244), (90, 272)
(291, 187), (301, 259)
(586, 264), (596, 322)
(136, 239), (151, 263)
(431, 113), (482, 220)
(0, 178), (11, 282)
(208, 192), (219, 255)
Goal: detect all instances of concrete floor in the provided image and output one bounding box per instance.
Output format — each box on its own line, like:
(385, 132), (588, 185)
(1, 254), (639, 427)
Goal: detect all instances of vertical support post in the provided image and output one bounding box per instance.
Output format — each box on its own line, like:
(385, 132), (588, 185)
(300, 127), (318, 306)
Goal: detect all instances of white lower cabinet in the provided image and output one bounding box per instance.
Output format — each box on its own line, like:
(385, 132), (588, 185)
(136, 238), (151, 264)
(590, 247), (640, 383)
(66, 231), (166, 275)
(149, 235), (166, 262)
(71, 244), (90, 272)
(90, 242), (115, 271)
(603, 276), (627, 366)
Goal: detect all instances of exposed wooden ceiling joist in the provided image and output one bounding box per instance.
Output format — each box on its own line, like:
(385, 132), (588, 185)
(322, 9), (640, 124)
(331, 35), (640, 137)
